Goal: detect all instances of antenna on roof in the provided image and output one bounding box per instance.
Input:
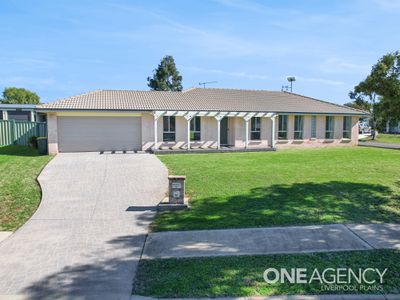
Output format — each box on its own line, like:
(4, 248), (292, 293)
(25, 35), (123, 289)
(286, 76), (296, 92)
(199, 81), (217, 88)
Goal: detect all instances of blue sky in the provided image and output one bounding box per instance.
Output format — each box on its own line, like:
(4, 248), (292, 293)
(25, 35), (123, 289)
(0, 0), (399, 104)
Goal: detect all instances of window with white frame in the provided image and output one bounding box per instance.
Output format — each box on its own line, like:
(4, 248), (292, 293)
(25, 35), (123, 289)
(190, 116), (201, 141)
(311, 116), (317, 138)
(294, 115), (304, 140)
(325, 116), (334, 139)
(343, 116), (351, 139)
(163, 116), (176, 141)
(278, 115), (288, 139)
(250, 117), (261, 140)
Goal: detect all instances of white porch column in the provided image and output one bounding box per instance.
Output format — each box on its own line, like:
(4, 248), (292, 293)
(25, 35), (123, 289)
(217, 119), (221, 149)
(214, 113), (226, 149)
(187, 119), (190, 149)
(30, 111), (35, 122)
(245, 120), (249, 148)
(184, 112), (198, 150)
(243, 114), (254, 149)
(152, 111), (165, 150)
(2, 110), (8, 120)
(154, 118), (158, 149)
(271, 115), (277, 147)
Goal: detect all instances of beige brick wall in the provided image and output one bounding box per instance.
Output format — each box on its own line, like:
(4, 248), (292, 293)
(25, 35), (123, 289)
(154, 116), (219, 149)
(233, 117), (271, 148)
(47, 113), (59, 154)
(276, 115), (359, 148)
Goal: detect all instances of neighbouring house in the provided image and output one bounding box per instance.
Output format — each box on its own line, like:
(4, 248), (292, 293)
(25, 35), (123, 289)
(37, 88), (369, 154)
(386, 120), (400, 134)
(0, 104), (38, 122)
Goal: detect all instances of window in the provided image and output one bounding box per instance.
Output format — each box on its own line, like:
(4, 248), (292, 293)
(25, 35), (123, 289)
(250, 117), (261, 140)
(7, 111), (30, 122)
(311, 116), (317, 138)
(294, 115), (304, 140)
(190, 116), (201, 141)
(163, 116), (175, 141)
(278, 115), (288, 139)
(325, 116), (334, 139)
(343, 116), (351, 139)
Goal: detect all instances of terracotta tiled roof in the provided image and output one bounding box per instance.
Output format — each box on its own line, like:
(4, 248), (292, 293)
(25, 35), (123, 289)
(38, 88), (368, 115)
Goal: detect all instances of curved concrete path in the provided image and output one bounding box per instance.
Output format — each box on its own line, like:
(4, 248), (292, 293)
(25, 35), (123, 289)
(0, 152), (168, 300)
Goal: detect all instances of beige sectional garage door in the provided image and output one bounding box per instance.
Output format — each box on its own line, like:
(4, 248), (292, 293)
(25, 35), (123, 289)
(57, 116), (142, 152)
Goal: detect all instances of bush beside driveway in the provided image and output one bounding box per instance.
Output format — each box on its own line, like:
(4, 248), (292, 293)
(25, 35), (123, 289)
(0, 146), (52, 231)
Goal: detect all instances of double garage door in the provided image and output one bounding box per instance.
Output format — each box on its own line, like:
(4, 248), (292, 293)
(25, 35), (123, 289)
(57, 116), (142, 152)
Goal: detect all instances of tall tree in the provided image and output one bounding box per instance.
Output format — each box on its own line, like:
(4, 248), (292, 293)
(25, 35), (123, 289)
(344, 98), (371, 112)
(349, 51), (400, 138)
(147, 55), (183, 91)
(1, 87), (40, 104)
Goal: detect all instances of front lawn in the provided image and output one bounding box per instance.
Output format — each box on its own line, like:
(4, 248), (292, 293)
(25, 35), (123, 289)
(153, 147), (400, 231)
(0, 146), (52, 231)
(360, 133), (400, 144)
(134, 249), (400, 297)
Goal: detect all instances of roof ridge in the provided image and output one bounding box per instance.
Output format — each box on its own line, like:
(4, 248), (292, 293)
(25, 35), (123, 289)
(188, 87), (280, 93)
(182, 87), (197, 93)
(100, 89), (183, 93)
(50, 89), (104, 103)
(283, 91), (370, 114)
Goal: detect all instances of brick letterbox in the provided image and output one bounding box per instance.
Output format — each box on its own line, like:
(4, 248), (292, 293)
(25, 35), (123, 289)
(168, 175), (186, 204)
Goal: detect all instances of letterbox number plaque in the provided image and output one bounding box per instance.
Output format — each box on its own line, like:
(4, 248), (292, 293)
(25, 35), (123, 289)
(172, 182), (181, 189)
(168, 175), (186, 204)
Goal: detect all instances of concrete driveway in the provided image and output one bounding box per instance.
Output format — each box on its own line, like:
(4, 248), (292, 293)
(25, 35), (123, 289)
(0, 152), (168, 300)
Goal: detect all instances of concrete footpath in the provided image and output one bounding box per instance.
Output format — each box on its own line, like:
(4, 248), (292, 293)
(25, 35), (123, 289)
(359, 141), (400, 149)
(143, 223), (400, 259)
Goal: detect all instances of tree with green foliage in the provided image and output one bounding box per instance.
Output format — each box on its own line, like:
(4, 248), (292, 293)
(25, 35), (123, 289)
(0, 87), (40, 104)
(344, 98), (371, 112)
(147, 55), (183, 91)
(349, 51), (400, 139)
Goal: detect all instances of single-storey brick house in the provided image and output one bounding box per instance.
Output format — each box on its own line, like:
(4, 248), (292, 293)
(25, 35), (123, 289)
(37, 88), (368, 154)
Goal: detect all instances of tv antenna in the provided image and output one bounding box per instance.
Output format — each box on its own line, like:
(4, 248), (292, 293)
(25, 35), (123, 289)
(199, 81), (217, 88)
(285, 76), (296, 92)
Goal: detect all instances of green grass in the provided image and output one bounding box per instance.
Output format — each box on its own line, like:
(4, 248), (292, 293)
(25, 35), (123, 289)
(153, 147), (400, 231)
(133, 249), (400, 297)
(360, 133), (400, 144)
(0, 146), (52, 231)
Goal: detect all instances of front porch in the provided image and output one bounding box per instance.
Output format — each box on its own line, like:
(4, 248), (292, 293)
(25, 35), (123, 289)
(153, 145), (276, 154)
(150, 110), (277, 152)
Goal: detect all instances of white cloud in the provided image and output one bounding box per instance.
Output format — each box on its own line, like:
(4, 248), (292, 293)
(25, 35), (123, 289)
(107, 3), (289, 58)
(372, 0), (400, 11)
(213, 0), (278, 14)
(318, 58), (370, 74)
(0, 76), (55, 87)
(295, 76), (345, 86)
(182, 66), (269, 80)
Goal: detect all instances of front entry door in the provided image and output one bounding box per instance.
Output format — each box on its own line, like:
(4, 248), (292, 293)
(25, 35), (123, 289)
(220, 117), (229, 145)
